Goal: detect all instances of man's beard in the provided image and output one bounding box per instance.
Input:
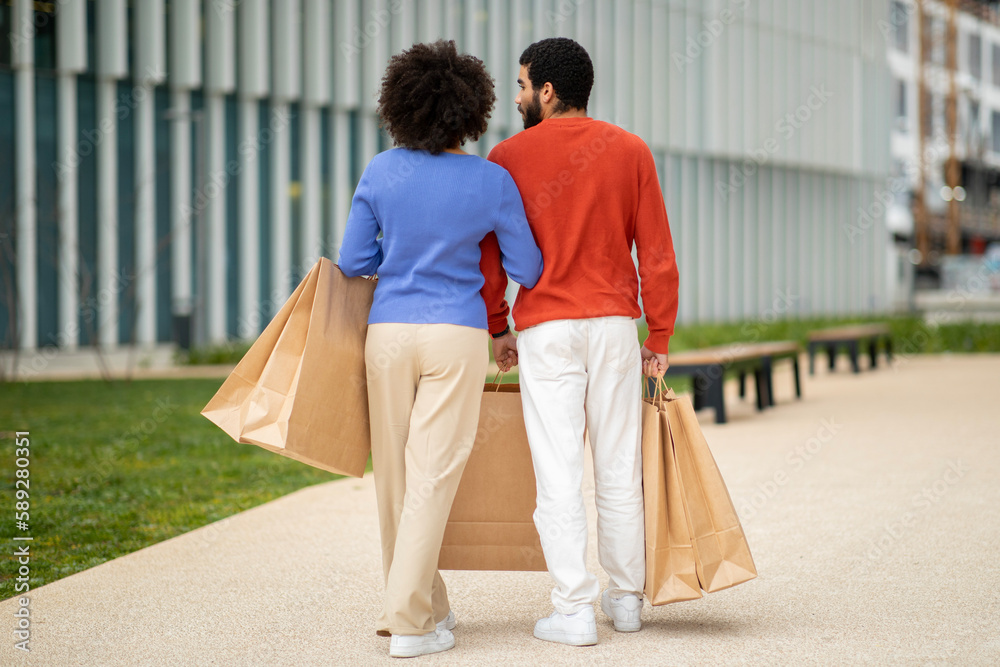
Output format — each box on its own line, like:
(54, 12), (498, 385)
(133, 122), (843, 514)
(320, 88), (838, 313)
(519, 91), (543, 129)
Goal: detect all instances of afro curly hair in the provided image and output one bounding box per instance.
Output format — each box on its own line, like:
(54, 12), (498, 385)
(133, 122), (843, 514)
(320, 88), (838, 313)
(519, 37), (594, 113)
(377, 40), (496, 155)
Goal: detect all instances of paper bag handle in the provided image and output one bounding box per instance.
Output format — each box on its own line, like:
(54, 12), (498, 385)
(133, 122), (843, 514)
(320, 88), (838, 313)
(643, 375), (676, 407)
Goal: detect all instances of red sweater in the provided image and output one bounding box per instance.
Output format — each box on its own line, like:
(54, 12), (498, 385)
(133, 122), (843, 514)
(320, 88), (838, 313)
(480, 117), (679, 353)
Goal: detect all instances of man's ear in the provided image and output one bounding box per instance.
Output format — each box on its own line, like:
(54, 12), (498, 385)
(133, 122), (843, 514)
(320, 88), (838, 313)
(541, 82), (556, 105)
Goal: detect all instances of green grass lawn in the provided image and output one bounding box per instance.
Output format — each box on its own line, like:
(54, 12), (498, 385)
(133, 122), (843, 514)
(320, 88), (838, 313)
(0, 378), (345, 601)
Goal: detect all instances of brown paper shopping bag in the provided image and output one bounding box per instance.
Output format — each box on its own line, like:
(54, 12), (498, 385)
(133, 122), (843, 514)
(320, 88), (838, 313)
(641, 396), (703, 605)
(199, 263), (313, 442)
(664, 388), (758, 594)
(201, 259), (375, 477)
(438, 383), (547, 571)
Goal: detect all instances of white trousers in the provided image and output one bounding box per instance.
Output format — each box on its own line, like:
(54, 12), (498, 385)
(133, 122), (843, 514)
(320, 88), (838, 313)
(518, 316), (645, 614)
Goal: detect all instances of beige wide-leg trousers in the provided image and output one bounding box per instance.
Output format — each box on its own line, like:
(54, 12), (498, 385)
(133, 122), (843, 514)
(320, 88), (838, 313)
(365, 323), (489, 636)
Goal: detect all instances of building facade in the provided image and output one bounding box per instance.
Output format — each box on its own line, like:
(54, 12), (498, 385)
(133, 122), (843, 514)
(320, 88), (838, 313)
(0, 0), (891, 353)
(886, 0), (1000, 256)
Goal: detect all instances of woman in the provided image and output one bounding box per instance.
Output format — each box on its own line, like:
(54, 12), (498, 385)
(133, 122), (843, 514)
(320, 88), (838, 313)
(338, 40), (543, 659)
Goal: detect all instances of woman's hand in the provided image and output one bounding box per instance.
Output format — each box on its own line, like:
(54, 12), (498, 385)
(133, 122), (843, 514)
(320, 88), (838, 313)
(492, 332), (519, 372)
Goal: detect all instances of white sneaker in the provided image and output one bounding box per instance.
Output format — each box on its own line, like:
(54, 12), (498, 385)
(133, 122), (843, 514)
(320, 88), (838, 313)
(436, 610), (456, 632)
(533, 606), (598, 646)
(389, 628), (455, 658)
(601, 589), (642, 632)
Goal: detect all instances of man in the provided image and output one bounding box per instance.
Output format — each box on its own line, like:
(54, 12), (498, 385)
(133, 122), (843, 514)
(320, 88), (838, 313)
(480, 37), (679, 646)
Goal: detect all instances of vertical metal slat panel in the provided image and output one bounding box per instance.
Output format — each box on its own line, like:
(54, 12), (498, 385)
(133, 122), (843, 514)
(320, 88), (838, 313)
(206, 0), (236, 93)
(171, 0), (202, 89)
(57, 0), (88, 72)
(333, 0), (361, 109)
(240, 0), (270, 98)
(97, 0), (127, 79)
(271, 0), (301, 100)
(303, 0), (332, 105)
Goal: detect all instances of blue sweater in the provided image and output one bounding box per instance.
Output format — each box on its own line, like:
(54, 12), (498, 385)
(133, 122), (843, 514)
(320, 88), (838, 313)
(338, 148), (543, 330)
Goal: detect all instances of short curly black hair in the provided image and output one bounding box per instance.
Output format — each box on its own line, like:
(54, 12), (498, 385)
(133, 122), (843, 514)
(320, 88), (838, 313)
(519, 37), (594, 113)
(377, 40), (496, 155)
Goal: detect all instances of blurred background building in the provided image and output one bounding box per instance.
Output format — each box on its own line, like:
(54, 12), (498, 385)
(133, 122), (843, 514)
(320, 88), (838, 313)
(886, 0), (1000, 296)
(1, 0), (895, 356)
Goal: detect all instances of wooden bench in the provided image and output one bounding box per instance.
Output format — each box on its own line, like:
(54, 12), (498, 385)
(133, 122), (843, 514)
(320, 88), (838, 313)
(656, 341), (803, 424)
(807, 324), (893, 375)
(737, 341), (803, 408)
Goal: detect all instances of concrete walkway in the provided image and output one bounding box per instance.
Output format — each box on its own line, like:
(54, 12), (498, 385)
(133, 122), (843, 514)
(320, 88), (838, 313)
(2, 355), (999, 665)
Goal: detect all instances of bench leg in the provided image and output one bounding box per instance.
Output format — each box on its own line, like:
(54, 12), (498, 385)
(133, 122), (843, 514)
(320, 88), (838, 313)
(708, 375), (727, 424)
(808, 342), (817, 375)
(738, 372), (746, 399)
(827, 344), (838, 372)
(692, 375), (705, 412)
(753, 368), (770, 411)
(762, 356), (775, 407)
(849, 341), (860, 373)
(869, 336), (878, 370)
(793, 357), (802, 399)
(885, 335), (894, 363)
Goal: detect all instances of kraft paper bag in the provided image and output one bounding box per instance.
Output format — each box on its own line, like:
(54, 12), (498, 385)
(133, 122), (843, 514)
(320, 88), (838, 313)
(199, 263), (312, 442)
(663, 388), (758, 594)
(202, 259), (376, 477)
(641, 396), (703, 605)
(439, 383), (547, 571)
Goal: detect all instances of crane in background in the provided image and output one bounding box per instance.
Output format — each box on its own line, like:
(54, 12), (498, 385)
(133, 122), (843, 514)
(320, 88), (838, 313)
(913, 0), (1000, 269)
